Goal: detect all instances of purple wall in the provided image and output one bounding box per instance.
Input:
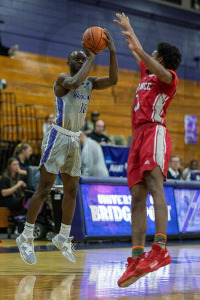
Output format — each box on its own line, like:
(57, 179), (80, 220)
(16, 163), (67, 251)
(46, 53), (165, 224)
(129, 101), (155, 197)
(0, 0), (200, 81)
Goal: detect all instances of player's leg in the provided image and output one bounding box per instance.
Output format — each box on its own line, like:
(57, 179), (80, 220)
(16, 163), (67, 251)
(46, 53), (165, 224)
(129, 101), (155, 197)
(16, 165), (57, 264)
(143, 166), (167, 236)
(131, 182), (149, 248)
(26, 165), (57, 223)
(52, 173), (79, 263)
(60, 173), (79, 225)
(118, 181), (149, 288)
(136, 126), (172, 274)
(136, 167), (172, 274)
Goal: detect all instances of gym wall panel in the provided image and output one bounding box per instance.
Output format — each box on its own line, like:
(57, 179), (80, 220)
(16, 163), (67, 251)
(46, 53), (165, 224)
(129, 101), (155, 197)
(0, 0), (200, 81)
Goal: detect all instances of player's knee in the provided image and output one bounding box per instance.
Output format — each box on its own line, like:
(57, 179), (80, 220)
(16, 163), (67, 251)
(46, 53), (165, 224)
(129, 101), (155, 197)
(131, 192), (146, 212)
(68, 185), (78, 199)
(146, 177), (161, 196)
(36, 184), (52, 199)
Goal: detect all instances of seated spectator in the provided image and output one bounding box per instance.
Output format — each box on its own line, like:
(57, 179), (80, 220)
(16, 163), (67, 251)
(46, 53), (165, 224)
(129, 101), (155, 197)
(0, 158), (26, 210)
(182, 159), (199, 181)
(80, 132), (109, 177)
(167, 155), (182, 180)
(81, 119), (91, 136)
(88, 120), (112, 145)
(87, 111), (100, 133)
(108, 134), (127, 146)
(42, 113), (54, 135)
(0, 41), (19, 58)
(13, 143), (32, 182)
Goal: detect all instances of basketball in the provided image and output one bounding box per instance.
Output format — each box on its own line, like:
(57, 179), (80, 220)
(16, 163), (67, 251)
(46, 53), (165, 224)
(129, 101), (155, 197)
(82, 26), (107, 54)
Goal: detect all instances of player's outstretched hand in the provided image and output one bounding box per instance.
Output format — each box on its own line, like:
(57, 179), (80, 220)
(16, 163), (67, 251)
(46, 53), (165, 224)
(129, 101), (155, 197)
(114, 12), (133, 33)
(82, 43), (96, 58)
(121, 31), (138, 52)
(103, 29), (115, 53)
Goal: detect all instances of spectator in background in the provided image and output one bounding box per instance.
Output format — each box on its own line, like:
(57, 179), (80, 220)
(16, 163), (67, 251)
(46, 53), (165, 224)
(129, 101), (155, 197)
(108, 133), (127, 145)
(81, 119), (91, 136)
(0, 157), (26, 210)
(88, 120), (112, 144)
(80, 132), (109, 177)
(13, 143), (32, 182)
(86, 111), (100, 133)
(42, 114), (54, 135)
(167, 155), (182, 180)
(182, 159), (199, 181)
(0, 41), (19, 58)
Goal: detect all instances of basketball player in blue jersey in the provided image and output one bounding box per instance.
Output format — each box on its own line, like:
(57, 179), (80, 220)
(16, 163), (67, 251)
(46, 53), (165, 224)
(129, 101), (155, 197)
(16, 29), (118, 265)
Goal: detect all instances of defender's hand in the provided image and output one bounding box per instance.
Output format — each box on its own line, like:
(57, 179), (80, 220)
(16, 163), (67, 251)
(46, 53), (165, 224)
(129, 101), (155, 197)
(122, 31), (140, 52)
(114, 12), (133, 32)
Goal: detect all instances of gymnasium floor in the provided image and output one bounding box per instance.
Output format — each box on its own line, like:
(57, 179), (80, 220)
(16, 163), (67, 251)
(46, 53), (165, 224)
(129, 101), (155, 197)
(0, 237), (199, 300)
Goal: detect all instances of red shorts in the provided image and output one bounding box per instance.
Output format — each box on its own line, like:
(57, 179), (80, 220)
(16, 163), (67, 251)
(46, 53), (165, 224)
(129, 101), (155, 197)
(127, 123), (172, 189)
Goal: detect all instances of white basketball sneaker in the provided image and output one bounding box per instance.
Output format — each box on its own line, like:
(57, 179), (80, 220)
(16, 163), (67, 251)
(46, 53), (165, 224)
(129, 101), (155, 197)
(52, 234), (76, 263)
(16, 233), (36, 265)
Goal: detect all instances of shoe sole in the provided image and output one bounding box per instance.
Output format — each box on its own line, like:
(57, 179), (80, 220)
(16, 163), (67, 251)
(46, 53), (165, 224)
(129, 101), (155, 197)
(136, 256), (172, 274)
(119, 272), (147, 288)
(16, 237), (36, 265)
(52, 237), (76, 263)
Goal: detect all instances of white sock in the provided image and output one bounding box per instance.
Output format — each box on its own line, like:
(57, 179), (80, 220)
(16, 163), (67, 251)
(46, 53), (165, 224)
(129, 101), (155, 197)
(59, 223), (71, 239)
(23, 222), (35, 238)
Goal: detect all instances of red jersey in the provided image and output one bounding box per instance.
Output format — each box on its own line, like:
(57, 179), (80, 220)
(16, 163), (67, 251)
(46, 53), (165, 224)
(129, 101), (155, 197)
(132, 61), (178, 130)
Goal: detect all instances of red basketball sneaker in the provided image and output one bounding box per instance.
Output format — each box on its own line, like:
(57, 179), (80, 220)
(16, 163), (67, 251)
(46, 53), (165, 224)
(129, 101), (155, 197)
(136, 244), (172, 274)
(118, 254), (147, 288)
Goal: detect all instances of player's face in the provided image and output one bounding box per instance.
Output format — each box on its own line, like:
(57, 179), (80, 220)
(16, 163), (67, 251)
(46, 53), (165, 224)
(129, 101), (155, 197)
(68, 51), (87, 74)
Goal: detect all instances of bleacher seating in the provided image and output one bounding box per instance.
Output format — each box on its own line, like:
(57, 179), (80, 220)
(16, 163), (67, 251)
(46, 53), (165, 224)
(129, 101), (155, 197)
(0, 51), (200, 166)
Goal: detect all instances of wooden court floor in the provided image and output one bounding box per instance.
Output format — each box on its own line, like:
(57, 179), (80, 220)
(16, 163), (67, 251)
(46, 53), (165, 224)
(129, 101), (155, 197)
(0, 239), (199, 300)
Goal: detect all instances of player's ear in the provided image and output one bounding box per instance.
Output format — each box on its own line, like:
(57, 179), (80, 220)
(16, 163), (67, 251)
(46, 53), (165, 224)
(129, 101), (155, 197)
(158, 56), (164, 64)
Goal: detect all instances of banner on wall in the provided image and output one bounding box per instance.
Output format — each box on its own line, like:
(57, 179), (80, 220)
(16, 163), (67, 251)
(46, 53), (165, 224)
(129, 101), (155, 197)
(81, 184), (179, 237)
(184, 115), (197, 144)
(102, 145), (129, 177)
(174, 189), (200, 233)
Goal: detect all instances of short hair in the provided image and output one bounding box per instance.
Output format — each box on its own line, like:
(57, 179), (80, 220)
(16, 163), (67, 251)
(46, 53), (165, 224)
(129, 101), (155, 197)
(67, 50), (85, 61)
(170, 155), (180, 163)
(95, 119), (105, 130)
(91, 111), (99, 117)
(157, 42), (182, 71)
(67, 51), (75, 61)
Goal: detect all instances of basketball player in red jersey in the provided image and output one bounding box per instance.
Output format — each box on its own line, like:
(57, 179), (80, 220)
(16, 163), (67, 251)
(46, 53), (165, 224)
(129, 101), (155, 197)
(114, 13), (182, 287)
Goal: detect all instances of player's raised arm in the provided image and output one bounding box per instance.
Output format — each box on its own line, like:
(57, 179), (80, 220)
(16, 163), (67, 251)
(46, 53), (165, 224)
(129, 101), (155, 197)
(88, 29), (118, 90)
(55, 50), (96, 96)
(114, 12), (142, 66)
(122, 30), (173, 84)
(114, 12), (173, 84)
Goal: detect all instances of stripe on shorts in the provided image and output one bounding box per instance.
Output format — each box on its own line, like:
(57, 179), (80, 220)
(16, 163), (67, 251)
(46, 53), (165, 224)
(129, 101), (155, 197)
(56, 97), (63, 126)
(153, 125), (166, 172)
(41, 128), (57, 165)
